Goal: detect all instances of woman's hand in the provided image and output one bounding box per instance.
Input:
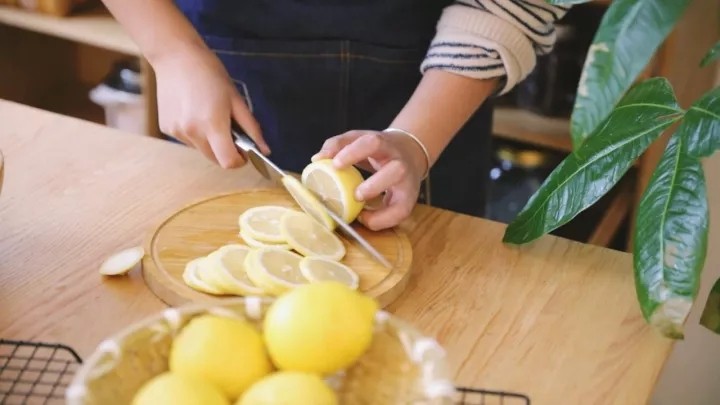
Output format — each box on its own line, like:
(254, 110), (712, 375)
(152, 45), (270, 168)
(312, 130), (428, 231)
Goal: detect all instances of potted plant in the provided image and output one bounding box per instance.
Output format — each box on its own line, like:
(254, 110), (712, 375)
(502, 0), (720, 339)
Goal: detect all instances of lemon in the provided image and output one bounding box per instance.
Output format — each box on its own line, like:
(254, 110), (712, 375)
(299, 257), (359, 290)
(237, 371), (337, 405)
(183, 258), (224, 295)
(194, 257), (233, 294)
(263, 281), (378, 374)
(132, 372), (229, 405)
(244, 247), (308, 296)
(301, 159), (365, 223)
(206, 244), (265, 296)
(169, 315), (272, 400)
(280, 211), (346, 261)
(281, 175), (335, 230)
(239, 206), (293, 243)
(240, 228), (291, 250)
(99, 246), (145, 276)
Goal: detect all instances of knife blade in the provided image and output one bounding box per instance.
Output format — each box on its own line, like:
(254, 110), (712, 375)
(230, 124), (393, 269)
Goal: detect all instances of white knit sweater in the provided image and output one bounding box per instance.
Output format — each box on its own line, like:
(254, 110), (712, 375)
(421, 0), (571, 94)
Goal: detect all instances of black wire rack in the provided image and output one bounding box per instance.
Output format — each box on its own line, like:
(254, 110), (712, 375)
(0, 339), (530, 405)
(0, 339), (82, 405)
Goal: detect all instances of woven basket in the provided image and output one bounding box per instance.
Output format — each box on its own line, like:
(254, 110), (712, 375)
(66, 297), (457, 405)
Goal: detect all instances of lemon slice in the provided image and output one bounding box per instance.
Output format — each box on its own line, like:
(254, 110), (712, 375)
(280, 211), (346, 261)
(99, 246), (145, 276)
(301, 159), (365, 223)
(240, 228), (292, 250)
(299, 257), (359, 290)
(239, 206), (293, 243)
(281, 175), (335, 230)
(244, 248), (308, 296)
(207, 244), (266, 296)
(183, 258), (224, 295)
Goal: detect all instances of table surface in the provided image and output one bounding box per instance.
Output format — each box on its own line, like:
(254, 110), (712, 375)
(0, 100), (673, 404)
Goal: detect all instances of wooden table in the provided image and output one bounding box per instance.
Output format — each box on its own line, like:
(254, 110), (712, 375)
(0, 100), (673, 404)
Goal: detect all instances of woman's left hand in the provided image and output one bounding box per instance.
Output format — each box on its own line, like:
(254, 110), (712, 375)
(312, 130), (428, 231)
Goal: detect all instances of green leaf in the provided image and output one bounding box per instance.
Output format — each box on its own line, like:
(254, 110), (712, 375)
(570, 0), (691, 148)
(700, 41), (720, 67)
(678, 86), (720, 158)
(700, 277), (720, 334)
(634, 134), (708, 339)
(504, 78), (682, 244)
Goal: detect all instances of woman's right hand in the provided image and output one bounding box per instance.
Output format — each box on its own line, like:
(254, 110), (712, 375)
(151, 45), (270, 168)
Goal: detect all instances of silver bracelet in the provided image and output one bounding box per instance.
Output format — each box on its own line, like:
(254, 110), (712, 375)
(382, 127), (431, 180)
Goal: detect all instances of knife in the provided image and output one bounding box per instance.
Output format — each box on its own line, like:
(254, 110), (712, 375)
(230, 124), (393, 269)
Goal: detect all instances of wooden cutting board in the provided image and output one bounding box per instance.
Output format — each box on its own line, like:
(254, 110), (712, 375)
(142, 188), (413, 308)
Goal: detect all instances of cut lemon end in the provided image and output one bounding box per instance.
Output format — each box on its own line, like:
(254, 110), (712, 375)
(244, 248), (308, 296)
(240, 228), (291, 250)
(281, 175), (335, 230)
(239, 205), (294, 243)
(299, 257), (359, 290)
(183, 258), (224, 295)
(207, 244), (266, 296)
(281, 211), (346, 261)
(99, 246), (145, 276)
(301, 159), (365, 223)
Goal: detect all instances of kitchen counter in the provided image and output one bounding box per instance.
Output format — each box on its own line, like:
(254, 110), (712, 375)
(0, 100), (673, 404)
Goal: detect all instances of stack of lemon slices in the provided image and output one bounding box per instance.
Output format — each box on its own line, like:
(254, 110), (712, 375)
(182, 159), (368, 297)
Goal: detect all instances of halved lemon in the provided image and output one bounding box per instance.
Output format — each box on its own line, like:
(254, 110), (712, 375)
(281, 175), (335, 230)
(239, 206), (293, 243)
(301, 159), (365, 223)
(183, 258), (224, 295)
(244, 248), (308, 296)
(280, 211), (346, 261)
(240, 228), (291, 250)
(206, 244), (266, 296)
(299, 257), (359, 290)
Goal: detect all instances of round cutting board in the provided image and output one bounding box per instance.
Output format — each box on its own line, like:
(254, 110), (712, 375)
(142, 188), (413, 308)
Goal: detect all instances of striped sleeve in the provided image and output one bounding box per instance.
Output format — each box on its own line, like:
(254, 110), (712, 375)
(420, 0), (571, 95)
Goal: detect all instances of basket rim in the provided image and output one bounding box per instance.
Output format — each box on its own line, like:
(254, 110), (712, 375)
(67, 296), (456, 404)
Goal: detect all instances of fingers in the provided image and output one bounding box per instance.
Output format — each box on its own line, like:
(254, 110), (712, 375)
(332, 132), (393, 169)
(163, 119), (219, 164)
(312, 130), (365, 162)
(231, 92), (270, 155)
(358, 191), (415, 231)
(355, 160), (406, 201)
(206, 118), (246, 169)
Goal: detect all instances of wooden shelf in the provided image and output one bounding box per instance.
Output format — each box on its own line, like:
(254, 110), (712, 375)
(0, 5), (138, 55)
(492, 107), (573, 153)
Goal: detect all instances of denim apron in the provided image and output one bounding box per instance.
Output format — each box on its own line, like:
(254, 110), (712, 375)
(175, 0), (494, 217)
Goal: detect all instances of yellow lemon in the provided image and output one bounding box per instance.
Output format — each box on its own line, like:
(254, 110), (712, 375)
(239, 206), (293, 243)
(206, 244), (266, 296)
(280, 211), (346, 261)
(299, 256), (359, 290)
(263, 281), (378, 374)
(301, 159), (365, 223)
(244, 248), (308, 296)
(132, 372), (229, 405)
(182, 258), (224, 295)
(169, 315), (272, 400)
(237, 371), (337, 405)
(281, 175), (335, 230)
(240, 228), (291, 250)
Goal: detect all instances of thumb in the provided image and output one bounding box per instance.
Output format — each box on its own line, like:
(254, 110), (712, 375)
(230, 90), (270, 155)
